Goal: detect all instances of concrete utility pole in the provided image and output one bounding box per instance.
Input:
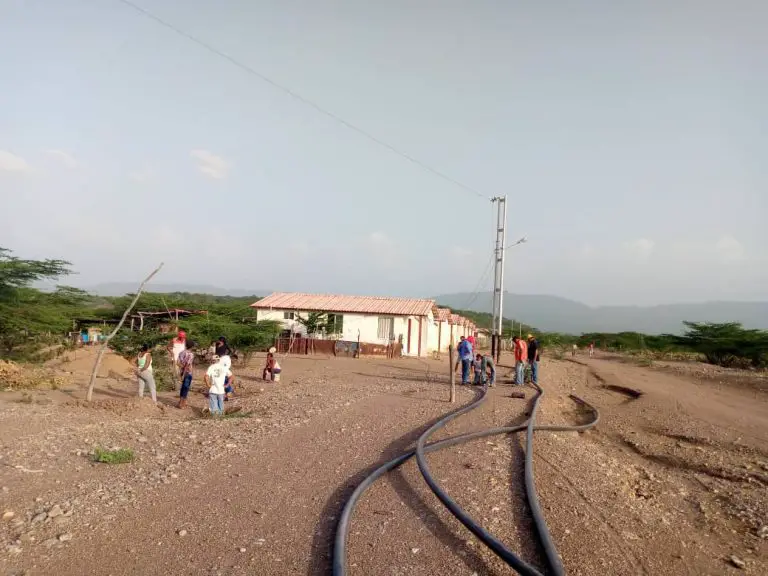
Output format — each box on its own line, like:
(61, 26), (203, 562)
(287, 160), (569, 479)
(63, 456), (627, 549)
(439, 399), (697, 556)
(490, 196), (507, 363)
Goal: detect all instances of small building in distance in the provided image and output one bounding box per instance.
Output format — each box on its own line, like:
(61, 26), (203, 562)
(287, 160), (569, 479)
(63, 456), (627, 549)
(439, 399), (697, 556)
(251, 292), (436, 357)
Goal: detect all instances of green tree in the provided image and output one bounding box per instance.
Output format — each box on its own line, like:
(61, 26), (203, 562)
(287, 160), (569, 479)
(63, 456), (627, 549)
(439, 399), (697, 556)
(0, 248), (78, 357)
(670, 322), (768, 368)
(0, 248), (71, 295)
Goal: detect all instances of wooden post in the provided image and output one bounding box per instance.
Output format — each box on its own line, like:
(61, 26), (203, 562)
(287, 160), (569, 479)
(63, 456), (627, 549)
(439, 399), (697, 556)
(86, 262), (163, 402)
(449, 344), (456, 403)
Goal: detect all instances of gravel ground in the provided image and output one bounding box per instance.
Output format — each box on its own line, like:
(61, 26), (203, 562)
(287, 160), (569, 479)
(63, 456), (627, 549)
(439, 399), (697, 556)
(0, 350), (766, 575)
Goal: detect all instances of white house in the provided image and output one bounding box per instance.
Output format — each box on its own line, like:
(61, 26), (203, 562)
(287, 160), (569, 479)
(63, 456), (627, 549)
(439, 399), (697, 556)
(251, 292), (435, 357)
(430, 307), (453, 353)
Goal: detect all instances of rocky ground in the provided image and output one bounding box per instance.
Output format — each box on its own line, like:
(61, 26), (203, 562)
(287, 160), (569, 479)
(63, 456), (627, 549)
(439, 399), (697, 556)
(0, 349), (765, 575)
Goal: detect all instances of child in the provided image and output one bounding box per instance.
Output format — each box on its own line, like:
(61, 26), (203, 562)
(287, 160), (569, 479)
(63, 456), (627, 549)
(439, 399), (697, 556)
(204, 355), (231, 416)
(262, 352), (282, 382)
(473, 354), (484, 386)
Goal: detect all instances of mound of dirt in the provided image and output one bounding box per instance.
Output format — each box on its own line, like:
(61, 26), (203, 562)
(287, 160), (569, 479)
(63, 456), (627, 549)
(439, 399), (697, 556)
(0, 359), (71, 390)
(49, 347), (135, 378)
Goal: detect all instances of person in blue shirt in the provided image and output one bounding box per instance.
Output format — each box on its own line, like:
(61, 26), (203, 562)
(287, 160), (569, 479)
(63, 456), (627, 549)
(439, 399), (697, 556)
(456, 336), (473, 385)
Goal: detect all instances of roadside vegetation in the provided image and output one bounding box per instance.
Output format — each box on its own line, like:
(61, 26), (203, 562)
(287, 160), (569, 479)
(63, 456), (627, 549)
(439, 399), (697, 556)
(447, 307), (767, 370)
(0, 247), (765, 384)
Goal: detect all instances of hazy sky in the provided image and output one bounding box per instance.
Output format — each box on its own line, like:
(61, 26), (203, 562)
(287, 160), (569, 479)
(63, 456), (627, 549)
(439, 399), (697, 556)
(1, 0), (766, 307)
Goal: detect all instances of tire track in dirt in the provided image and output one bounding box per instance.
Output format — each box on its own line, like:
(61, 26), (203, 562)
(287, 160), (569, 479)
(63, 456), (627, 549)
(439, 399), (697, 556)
(535, 452), (650, 576)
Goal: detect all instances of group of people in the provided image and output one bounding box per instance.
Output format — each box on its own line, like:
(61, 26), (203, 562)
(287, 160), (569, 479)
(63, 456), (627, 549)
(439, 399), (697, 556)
(455, 333), (541, 387)
(456, 336), (497, 387)
(512, 334), (540, 386)
(169, 331), (236, 414)
(135, 330), (283, 416)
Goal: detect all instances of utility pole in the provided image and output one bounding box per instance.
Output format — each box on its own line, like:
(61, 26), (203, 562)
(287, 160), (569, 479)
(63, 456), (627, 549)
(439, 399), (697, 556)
(490, 196), (507, 363)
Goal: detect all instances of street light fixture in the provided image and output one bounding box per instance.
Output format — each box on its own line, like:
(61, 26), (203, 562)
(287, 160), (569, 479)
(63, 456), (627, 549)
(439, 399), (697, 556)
(506, 236), (528, 250)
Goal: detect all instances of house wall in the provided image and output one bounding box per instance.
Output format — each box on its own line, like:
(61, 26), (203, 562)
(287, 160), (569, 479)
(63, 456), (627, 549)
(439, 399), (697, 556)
(428, 320), (454, 353)
(255, 309), (431, 357)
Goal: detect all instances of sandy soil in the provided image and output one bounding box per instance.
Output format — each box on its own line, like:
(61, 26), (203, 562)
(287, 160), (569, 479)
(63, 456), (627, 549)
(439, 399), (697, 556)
(0, 348), (765, 575)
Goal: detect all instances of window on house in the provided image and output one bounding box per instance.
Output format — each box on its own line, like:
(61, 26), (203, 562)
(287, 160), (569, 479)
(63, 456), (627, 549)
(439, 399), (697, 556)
(377, 317), (394, 340)
(283, 312), (295, 320)
(327, 314), (344, 335)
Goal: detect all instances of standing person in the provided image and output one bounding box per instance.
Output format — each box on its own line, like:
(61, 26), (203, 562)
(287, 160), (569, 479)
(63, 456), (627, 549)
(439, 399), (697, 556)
(136, 344), (157, 404)
(572, 343), (578, 357)
(215, 336), (231, 359)
(169, 330), (187, 364)
(168, 330), (186, 386)
(204, 355), (231, 416)
(456, 336), (473, 385)
(512, 336), (527, 386)
(527, 334), (540, 385)
(176, 340), (195, 409)
(588, 342), (595, 358)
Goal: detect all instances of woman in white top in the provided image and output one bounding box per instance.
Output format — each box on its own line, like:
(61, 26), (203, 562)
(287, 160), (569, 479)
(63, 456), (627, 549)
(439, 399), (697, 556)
(136, 344), (157, 404)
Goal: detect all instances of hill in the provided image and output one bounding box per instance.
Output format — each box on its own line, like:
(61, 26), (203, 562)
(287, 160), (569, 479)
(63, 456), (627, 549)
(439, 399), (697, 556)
(434, 292), (768, 335)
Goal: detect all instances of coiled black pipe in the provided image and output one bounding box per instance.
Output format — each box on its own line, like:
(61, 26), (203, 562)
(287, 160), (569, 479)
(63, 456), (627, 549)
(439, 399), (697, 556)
(333, 383), (599, 575)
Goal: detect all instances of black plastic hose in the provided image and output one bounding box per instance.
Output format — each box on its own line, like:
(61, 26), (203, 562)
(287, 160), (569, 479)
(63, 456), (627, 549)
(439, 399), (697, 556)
(333, 385), (599, 575)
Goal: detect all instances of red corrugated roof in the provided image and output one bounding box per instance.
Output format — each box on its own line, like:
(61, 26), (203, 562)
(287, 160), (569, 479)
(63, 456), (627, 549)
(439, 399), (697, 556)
(251, 292), (434, 316)
(433, 307), (451, 322)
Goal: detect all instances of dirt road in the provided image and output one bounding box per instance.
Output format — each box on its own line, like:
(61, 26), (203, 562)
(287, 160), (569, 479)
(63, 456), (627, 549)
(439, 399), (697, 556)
(1, 351), (766, 575)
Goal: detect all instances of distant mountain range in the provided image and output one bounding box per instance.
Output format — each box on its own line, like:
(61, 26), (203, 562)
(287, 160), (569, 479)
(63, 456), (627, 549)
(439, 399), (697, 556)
(434, 292), (768, 335)
(84, 283), (268, 299)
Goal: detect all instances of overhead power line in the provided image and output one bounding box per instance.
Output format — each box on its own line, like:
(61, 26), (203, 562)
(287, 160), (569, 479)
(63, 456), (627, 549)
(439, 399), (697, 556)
(115, 0), (489, 200)
(462, 250), (495, 310)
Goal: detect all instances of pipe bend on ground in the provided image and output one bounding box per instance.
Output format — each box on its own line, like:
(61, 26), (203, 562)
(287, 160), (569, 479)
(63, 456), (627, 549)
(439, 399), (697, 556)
(333, 380), (600, 576)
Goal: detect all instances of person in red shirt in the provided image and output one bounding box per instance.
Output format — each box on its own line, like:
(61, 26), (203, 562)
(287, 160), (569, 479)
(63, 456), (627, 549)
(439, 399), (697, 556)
(512, 335), (528, 385)
(467, 334), (476, 349)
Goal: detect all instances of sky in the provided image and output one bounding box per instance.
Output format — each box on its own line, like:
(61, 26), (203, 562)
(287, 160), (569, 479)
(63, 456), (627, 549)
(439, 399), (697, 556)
(1, 0), (766, 307)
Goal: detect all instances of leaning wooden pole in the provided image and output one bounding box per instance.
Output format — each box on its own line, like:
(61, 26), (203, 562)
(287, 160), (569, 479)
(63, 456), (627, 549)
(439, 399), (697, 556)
(449, 344), (456, 403)
(86, 263), (164, 402)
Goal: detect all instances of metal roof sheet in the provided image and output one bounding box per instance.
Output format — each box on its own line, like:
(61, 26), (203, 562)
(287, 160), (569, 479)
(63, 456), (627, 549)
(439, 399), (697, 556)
(252, 292), (435, 316)
(433, 307), (451, 322)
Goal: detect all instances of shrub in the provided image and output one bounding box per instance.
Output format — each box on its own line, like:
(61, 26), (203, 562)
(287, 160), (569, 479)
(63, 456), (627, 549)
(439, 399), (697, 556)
(93, 447), (134, 464)
(668, 322), (768, 369)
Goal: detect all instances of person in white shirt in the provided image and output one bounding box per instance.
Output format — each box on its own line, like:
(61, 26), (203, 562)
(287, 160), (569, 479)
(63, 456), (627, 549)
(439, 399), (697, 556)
(204, 355), (231, 416)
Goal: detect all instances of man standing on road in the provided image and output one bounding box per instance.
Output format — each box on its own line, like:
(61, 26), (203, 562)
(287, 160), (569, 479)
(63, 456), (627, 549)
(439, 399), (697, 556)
(168, 330), (187, 387)
(512, 336), (527, 386)
(456, 336), (473, 385)
(527, 334), (540, 385)
(177, 340), (195, 409)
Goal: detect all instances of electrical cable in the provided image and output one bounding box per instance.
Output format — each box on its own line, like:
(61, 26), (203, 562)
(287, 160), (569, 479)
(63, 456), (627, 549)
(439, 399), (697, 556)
(462, 251), (494, 310)
(333, 385), (599, 575)
(114, 0), (489, 201)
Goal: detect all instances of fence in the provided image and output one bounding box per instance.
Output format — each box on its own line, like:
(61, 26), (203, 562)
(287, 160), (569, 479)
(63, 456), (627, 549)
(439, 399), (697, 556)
(274, 337), (402, 358)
